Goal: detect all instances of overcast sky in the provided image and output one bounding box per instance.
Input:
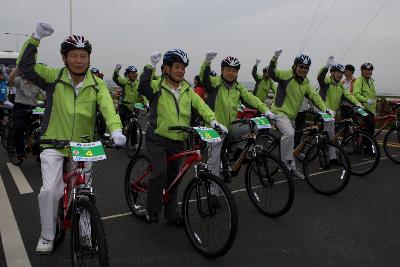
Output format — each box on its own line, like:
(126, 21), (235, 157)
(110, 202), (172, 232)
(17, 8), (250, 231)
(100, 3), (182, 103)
(1, 0), (399, 94)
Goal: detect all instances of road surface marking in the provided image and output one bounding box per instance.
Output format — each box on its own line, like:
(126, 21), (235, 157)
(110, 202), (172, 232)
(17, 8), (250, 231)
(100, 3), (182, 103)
(6, 163), (33, 194)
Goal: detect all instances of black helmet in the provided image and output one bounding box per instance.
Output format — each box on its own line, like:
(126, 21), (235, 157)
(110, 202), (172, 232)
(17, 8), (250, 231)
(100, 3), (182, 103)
(294, 54), (312, 65)
(163, 49), (189, 67)
(221, 56), (240, 70)
(361, 62), (374, 70)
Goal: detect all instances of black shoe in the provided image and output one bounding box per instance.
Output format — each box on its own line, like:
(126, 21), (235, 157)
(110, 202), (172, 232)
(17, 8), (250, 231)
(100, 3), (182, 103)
(17, 153), (27, 160)
(329, 159), (342, 166)
(165, 215), (184, 228)
(145, 211), (159, 223)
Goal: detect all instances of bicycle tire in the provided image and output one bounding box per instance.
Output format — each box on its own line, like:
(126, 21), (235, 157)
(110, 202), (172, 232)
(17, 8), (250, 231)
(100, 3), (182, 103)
(71, 196), (109, 267)
(125, 120), (143, 158)
(182, 172), (238, 258)
(6, 130), (23, 166)
(303, 139), (351, 195)
(383, 127), (400, 164)
(256, 132), (279, 154)
(54, 198), (66, 247)
(245, 153), (294, 217)
(341, 130), (380, 175)
(124, 154), (151, 217)
(1, 122), (12, 149)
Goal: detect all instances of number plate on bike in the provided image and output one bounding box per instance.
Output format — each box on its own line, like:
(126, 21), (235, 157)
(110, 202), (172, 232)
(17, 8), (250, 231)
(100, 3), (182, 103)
(318, 112), (334, 121)
(193, 127), (221, 143)
(134, 103), (146, 110)
(356, 108), (368, 117)
(32, 107), (45, 115)
(70, 141), (106, 161)
(251, 117), (271, 129)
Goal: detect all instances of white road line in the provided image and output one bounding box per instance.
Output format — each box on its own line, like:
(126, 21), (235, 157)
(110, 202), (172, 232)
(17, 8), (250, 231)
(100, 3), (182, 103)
(0, 174), (31, 267)
(6, 163), (33, 194)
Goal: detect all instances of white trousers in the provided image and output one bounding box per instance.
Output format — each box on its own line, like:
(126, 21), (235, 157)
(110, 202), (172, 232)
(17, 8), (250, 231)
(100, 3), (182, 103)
(275, 114), (297, 171)
(38, 149), (92, 240)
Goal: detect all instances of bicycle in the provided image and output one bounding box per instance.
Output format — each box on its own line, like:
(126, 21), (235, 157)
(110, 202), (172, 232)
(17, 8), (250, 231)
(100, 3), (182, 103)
(0, 103), (12, 149)
(6, 109), (42, 165)
(40, 137), (110, 266)
(258, 112), (352, 195)
(333, 106), (380, 176)
(366, 102), (400, 164)
(123, 103), (147, 158)
(220, 118), (294, 217)
(124, 126), (238, 258)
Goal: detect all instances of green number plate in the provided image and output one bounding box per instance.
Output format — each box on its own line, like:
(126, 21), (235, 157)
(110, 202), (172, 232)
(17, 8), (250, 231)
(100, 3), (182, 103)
(356, 108), (368, 117)
(134, 103), (146, 110)
(32, 107), (45, 115)
(251, 117), (271, 129)
(193, 127), (221, 143)
(319, 112), (334, 121)
(70, 141), (106, 162)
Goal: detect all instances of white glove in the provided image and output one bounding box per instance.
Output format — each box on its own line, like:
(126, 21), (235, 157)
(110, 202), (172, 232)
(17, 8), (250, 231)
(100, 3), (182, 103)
(150, 51), (162, 68)
(326, 56), (335, 68)
(111, 129), (126, 146)
(210, 120), (228, 134)
(356, 103), (363, 108)
(115, 64), (122, 70)
(205, 50), (218, 63)
(264, 111), (276, 120)
(3, 101), (14, 109)
(255, 59), (261, 66)
(274, 48), (282, 58)
(366, 99), (374, 105)
(326, 109), (336, 117)
(33, 22), (54, 40)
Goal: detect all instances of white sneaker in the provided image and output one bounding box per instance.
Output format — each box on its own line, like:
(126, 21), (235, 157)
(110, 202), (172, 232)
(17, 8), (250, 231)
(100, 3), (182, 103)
(291, 169), (305, 180)
(36, 236), (54, 254)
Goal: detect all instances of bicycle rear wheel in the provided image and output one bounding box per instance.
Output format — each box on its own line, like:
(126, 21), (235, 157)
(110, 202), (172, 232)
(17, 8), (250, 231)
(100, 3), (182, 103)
(303, 140), (351, 195)
(182, 172), (238, 258)
(245, 153), (294, 217)
(383, 127), (400, 164)
(1, 122), (12, 149)
(124, 154), (151, 217)
(126, 120), (143, 158)
(71, 196), (108, 267)
(341, 130), (380, 175)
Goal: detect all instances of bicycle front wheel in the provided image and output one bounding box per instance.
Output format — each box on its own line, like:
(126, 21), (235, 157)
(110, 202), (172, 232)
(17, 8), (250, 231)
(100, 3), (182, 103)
(182, 172), (238, 258)
(124, 154), (151, 217)
(245, 153), (294, 217)
(341, 130), (380, 176)
(71, 196), (109, 267)
(125, 120), (143, 158)
(383, 127), (400, 164)
(6, 130), (23, 166)
(303, 140), (351, 195)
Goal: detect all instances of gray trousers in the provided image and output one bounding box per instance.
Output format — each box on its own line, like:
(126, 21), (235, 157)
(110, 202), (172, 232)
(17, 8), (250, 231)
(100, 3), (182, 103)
(145, 132), (184, 220)
(275, 114), (297, 171)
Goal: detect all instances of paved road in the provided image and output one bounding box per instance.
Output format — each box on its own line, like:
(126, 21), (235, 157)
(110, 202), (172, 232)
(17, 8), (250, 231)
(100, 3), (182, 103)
(1, 140), (400, 266)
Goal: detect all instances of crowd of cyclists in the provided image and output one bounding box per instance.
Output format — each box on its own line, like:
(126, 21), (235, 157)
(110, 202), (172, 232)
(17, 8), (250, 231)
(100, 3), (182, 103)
(0, 21), (398, 263)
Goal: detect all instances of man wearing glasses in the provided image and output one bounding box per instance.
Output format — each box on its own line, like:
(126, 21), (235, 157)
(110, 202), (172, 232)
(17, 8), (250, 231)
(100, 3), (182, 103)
(268, 49), (327, 180)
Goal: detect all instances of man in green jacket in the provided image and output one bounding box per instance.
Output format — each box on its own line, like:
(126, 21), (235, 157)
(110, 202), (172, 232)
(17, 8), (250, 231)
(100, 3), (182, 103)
(17, 22), (125, 254)
(252, 59), (276, 106)
(199, 51), (274, 178)
(269, 49), (327, 179)
(138, 49), (226, 224)
(353, 62), (377, 138)
(317, 58), (362, 162)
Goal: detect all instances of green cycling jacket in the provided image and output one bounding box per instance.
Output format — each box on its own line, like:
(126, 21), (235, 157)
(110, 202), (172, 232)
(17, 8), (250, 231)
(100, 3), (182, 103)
(353, 76), (377, 114)
(113, 70), (141, 110)
(317, 67), (360, 111)
(17, 37), (122, 155)
(252, 65), (276, 103)
(268, 57), (326, 120)
(200, 61), (268, 128)
(138, 65), (215, 141)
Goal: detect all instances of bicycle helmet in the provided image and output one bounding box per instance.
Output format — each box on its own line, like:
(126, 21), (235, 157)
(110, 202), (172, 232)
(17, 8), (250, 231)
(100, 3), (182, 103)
(90, 67), (100, 74)
(330, 63), (345, 73)
(60, 35), (92, 55)
(294, 54), (312, 65)
(163, 49), (189, 67)
(210, 70), (217, 76)
(221, 56), (241, 70)
(263, 66), (269, 73)
(361, 62), (374, 70)
(125, 65), (137, 73)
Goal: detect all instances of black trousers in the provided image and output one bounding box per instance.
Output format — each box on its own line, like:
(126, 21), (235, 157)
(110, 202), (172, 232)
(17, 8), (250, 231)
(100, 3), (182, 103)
(145, 132), (185, 220)
(363, 110), (375, 137)
(294, 111), (307, 148)
(12, 103), (33, 155)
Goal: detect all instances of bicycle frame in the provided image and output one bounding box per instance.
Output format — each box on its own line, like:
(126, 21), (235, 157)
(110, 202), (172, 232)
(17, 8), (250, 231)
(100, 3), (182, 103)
(373, 114), (397, 138)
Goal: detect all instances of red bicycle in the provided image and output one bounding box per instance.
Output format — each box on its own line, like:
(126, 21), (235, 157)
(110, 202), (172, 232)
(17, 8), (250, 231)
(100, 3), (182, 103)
(124, 126), (238, 258)
(40, 138), (109, 266)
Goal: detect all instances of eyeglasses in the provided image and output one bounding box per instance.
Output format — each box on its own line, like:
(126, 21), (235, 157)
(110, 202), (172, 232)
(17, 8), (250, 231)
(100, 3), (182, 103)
(298, 65), (309, 70)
